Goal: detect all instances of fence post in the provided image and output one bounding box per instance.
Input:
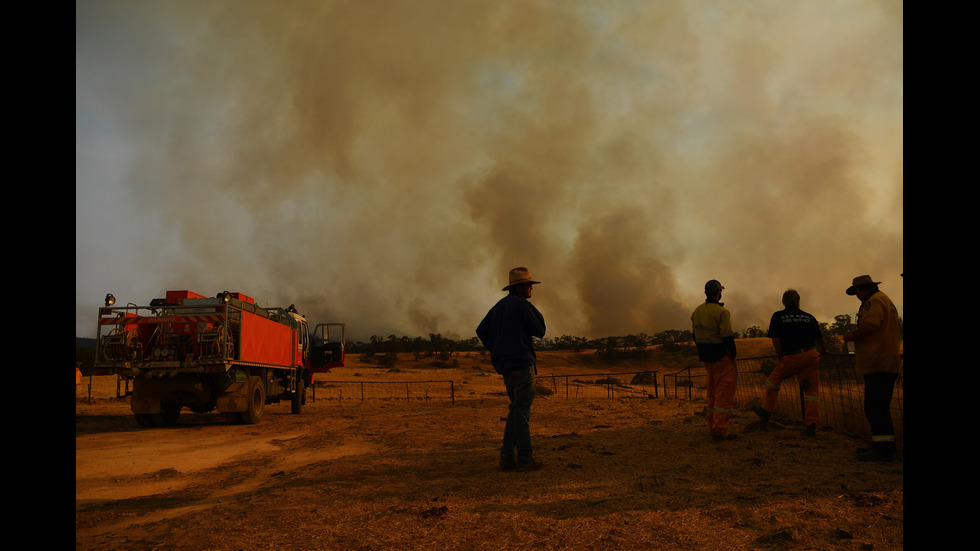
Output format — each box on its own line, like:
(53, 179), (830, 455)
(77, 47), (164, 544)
(799, 386), (806, 419)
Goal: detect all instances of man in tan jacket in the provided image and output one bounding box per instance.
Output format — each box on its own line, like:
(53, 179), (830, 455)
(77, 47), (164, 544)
(842, 275), (902, 462)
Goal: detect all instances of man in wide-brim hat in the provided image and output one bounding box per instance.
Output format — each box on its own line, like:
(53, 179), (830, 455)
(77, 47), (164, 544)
(842, 274), (902, 462)
(477, 267), (546, 471)
(846, 275), (882, 296)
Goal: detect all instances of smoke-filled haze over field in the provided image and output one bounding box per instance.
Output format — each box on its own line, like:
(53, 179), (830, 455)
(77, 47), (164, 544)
(76, 0), (902, 341)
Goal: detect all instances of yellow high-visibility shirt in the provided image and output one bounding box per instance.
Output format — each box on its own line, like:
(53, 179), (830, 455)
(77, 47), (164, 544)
(691, 301), (735, 362)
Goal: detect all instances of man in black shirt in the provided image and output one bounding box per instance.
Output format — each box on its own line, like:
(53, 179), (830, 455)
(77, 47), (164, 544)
(477, 267), (546, 471)
(752, 289), (827, 435)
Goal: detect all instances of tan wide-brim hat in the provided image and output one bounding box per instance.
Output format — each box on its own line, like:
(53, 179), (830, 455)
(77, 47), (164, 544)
(503, 267), (541, 291)
(846, 274), (882, 295)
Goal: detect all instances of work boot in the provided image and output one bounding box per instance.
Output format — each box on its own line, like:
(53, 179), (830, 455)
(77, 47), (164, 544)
(514, 459), (543, 471)
(856, 443), (894, 462)
(499, 457), (518, 470)
(751, 402), (771, 424)
(802, 423), (816, 437)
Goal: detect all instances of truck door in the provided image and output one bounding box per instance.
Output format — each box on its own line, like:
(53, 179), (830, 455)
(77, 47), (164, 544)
(310, 323), (345, 372)
(298, 320), (309, 363)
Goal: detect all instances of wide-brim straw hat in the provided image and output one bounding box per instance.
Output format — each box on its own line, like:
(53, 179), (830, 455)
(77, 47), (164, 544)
(503, 267), (541, 291)
(846, 274), (882, 295)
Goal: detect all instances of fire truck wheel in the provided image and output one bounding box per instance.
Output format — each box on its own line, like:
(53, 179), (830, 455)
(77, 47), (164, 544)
(135, 413), (155, 428)
(291, 377), (305, 414)
(240, 376), (265, 424)
(156, 403), (181, 426)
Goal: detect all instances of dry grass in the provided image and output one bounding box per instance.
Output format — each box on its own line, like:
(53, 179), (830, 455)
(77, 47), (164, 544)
(76, 341), (902, 550)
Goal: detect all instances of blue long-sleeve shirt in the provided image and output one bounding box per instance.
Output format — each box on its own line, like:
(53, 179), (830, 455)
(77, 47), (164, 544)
(476, 292), (546, 375)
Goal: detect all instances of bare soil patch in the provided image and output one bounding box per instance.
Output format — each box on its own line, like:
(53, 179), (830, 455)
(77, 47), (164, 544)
(76, 344), (902, 550)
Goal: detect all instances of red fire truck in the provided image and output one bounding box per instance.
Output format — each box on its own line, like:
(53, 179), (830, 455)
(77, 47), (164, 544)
(93, 290), (345, 427)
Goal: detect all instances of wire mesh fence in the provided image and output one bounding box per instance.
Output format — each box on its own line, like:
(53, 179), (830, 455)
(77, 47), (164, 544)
(311, 354), (902, 449)
(536, 371), (660, 400)
(664, 354), (903, 447)
(312, 380), (457, 404)
(311, 371), (662, 404)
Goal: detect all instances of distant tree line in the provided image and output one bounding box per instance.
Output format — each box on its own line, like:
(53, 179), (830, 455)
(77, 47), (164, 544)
(345, 329), (695, 357)
(75, 312), (902, 370)
(345, 313), (902, 357)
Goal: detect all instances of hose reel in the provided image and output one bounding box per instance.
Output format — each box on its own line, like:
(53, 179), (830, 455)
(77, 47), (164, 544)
(101, 329), (142, 362)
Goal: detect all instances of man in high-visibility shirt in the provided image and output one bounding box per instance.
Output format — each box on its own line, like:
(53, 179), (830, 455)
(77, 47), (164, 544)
(691, 279), (738, 441)
(842, 274), (902, 462)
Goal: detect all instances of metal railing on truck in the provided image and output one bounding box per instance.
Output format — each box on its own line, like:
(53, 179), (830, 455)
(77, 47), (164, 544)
(94, 299), (302, 376)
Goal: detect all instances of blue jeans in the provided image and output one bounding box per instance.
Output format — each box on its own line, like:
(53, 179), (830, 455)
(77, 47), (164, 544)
(502, 367), (535, 463)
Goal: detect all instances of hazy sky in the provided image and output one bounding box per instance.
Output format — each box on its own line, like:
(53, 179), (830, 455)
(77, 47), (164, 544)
(76, 0), (903, 342)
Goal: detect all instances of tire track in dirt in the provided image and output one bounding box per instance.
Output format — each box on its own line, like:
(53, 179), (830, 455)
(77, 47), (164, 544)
(77, 422), (381, 539)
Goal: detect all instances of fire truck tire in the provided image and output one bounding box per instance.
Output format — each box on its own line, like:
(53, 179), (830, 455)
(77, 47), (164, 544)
(240, 376), (265, 424)
(190, 396), (218, 414)
(135, 413), (155, 428)
(156, 403), (181, 426)
(291, 377), (305, 414)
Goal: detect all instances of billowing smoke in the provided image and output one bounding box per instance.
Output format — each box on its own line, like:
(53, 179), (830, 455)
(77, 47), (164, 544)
(76, 1), (903, 341)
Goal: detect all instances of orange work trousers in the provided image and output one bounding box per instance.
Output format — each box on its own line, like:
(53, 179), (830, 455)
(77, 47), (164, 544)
(704, 354), (737, 439)
(761, 349), (820, 427)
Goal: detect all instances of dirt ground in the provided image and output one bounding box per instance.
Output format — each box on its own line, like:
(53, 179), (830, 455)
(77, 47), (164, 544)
(76, 344), (903, 550)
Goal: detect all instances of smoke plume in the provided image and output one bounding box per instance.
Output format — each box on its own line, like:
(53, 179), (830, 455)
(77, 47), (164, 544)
(76, 0), (903, 341)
